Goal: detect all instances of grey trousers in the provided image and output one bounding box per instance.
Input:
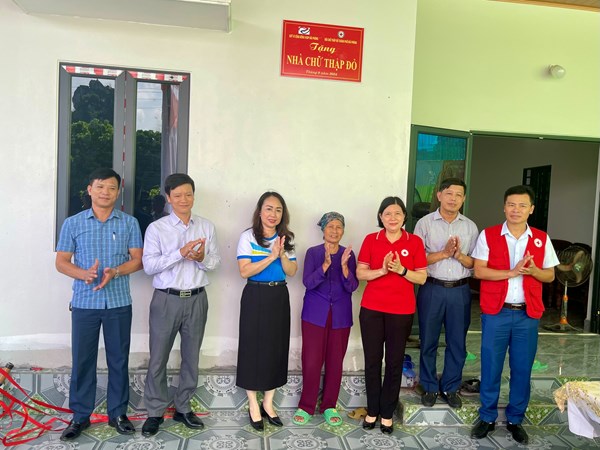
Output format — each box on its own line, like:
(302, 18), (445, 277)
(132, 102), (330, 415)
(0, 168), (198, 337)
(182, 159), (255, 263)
(144, 289), (208, 417)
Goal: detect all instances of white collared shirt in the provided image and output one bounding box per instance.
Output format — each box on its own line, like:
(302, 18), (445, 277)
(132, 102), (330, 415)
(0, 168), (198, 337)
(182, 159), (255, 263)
(143, 212), (221, 290)
(472, 222), (559, 303)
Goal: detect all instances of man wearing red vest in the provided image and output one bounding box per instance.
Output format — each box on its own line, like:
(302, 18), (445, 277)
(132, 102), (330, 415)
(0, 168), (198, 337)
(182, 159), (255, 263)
(470, 185), (558, 445)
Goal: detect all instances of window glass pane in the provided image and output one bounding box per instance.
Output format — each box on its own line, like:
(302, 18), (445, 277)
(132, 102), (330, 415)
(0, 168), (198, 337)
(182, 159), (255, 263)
(134, 82), (167, 237)
(68, 77), (115, 216)
(56, 63), (189, 247)
(412, 133), (467, 221)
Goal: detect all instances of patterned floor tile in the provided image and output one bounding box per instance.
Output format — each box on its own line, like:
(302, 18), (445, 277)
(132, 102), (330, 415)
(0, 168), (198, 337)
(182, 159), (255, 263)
(417, 427), (495, 450)
(275, 376), (303, 408)
(344, 427), (423, 450)
(554, 426), (600, 448)
(197, 374), (246, 409)
(186, 429), (265, 450)
(487, 425), (580, 449)
(3, 333), (600, 449)
(202, 409), (248, 428)
(405, 408), (462, 426)
(268, 428), (345, 450)
(338, 376), (366, 409)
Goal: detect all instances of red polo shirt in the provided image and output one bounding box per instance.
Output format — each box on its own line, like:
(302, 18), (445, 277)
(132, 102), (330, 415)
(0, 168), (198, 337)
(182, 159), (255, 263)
(358, 229), (427, 314)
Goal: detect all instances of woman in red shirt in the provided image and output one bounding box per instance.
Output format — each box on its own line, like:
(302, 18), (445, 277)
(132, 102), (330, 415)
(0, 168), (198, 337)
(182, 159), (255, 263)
(357, 196), (427, 434)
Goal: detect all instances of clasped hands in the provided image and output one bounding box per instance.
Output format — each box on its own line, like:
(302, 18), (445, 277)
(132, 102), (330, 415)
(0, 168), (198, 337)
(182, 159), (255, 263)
(510, 251), (538, 278)
(83, 259), (117, 291)
(270, 236), (287, 260)
(382, 251), (405, 275)
(180, 238), (206, 262)
(442, 236), (463, 259)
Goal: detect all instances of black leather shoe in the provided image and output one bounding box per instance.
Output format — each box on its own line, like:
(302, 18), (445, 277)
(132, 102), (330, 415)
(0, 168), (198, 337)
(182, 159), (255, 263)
(380, 420), (393, 434)
(142, 416), (164, 437)
(173, 411), (204, 429)
(248, 410), (264, 431)
(362, 416), (377, 430)
(421, 391), (438, 407)
(507, 423), (529, 444)
(108, 415), (136, 435)
(471, 419), (495, 439)
(260, 403), (283, 427)
(440, 391), (462, 409)
(60, 419), (91, 441)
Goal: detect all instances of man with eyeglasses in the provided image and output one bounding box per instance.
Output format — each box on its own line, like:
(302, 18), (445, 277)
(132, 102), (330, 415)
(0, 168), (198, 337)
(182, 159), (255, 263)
(470, 185), (558, 445)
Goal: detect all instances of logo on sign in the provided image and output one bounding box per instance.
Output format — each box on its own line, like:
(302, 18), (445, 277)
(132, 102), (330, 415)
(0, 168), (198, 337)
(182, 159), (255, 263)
(298, 27), (310, 35)
(338, 31), (345, 38)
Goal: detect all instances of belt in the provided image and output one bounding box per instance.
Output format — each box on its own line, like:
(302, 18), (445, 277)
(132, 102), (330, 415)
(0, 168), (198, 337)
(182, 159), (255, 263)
(247, 280), (287, 287)
(503, 303), (526, 310)
(426, 277), (469, 288)
(158, 287), (204, 298)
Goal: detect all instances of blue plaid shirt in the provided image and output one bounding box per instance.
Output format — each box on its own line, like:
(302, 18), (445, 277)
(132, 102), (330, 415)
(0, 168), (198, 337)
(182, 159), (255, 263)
(57, 208), (143, 309)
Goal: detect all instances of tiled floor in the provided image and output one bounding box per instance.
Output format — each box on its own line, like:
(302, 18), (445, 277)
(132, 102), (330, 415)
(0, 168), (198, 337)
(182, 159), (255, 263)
(2, 333), (600, 449)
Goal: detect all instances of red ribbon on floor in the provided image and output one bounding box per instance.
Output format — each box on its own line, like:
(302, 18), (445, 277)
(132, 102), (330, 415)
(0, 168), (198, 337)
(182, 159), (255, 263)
(0, 368), (209, 446)
(0, 367), (75, 446)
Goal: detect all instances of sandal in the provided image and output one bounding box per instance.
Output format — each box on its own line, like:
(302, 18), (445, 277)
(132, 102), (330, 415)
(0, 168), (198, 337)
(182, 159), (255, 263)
(347, 407), (367, 420)
(292, 408), (312, 425)
(532, 360), (548, 372)
(323, 408), (343, 426)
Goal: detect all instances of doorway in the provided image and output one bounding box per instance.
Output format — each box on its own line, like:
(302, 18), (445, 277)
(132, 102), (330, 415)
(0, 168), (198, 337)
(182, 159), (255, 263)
(407, 125), (600, 333)
(469, 134), (599, 332)
(523, 165), (551, 232)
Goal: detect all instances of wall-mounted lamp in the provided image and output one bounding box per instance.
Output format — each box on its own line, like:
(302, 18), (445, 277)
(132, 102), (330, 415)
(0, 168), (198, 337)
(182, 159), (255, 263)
(549, 65), (566, 79)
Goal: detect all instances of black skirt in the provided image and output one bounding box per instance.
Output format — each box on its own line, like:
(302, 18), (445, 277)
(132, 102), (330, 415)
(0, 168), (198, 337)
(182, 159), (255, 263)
(236, 283), (291, 391)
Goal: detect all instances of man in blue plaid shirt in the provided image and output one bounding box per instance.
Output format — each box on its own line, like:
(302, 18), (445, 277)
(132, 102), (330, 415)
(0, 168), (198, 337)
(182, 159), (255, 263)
(56, 168), (143, 441)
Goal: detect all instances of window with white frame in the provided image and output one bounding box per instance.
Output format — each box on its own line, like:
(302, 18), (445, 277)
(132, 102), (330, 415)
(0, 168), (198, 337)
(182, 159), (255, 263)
(56, 63), (191, 243)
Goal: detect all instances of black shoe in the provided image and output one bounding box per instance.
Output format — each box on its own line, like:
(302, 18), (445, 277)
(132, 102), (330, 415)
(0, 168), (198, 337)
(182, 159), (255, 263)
(60, 419), (91, 441)
(421, 391), (438, 407)
(108, 415), (136, 435)
(440, 391), (462, 409)
(260, 403), (283, 427)
(471, 419), (495, 439)
(507, 423), (529, 444)
(362, 416), (377, 430)
(380, 420), (393, 434)
(173, 411), (204, 429)
(142, 416), (164, 437)
(248, 410), (264, 431)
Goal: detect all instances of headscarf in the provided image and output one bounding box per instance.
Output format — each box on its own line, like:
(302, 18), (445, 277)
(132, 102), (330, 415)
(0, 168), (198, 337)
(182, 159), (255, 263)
(317, 211), (345, 231)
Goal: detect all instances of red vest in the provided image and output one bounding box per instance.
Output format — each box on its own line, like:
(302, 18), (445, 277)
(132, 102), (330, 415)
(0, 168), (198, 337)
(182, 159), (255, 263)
(479, 224), (547, 319)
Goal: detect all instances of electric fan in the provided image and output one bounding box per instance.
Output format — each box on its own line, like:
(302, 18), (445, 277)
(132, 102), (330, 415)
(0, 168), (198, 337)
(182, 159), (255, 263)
(544, 244), (593, 333)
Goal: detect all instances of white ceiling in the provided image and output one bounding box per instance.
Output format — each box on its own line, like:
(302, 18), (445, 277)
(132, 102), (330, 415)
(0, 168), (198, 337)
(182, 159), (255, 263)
(12, 0), (231, 32)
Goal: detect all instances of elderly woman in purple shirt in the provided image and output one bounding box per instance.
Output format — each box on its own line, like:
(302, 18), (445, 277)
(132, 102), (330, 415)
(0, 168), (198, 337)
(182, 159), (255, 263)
(293, 212), (359, 427)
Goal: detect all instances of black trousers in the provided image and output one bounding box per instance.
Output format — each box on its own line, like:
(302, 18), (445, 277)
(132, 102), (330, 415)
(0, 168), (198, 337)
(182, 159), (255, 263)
(359, 307), (413, 419)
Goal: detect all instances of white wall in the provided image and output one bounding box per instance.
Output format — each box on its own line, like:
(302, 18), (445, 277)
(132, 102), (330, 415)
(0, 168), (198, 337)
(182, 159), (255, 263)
(469, 136), (599, 245)
(412, 0), (600, 138)
(0, 0), (418, 369)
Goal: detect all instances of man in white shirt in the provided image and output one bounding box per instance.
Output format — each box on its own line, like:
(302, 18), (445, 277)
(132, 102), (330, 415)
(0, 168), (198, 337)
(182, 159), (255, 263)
(470, 185), (558, 445)
(141, 173), (221, 436)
